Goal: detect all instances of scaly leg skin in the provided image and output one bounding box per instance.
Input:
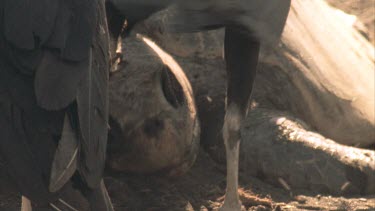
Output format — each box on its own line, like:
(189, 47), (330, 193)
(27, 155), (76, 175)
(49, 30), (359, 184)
(220, 104), (243, 211)
(219, 26), (260, 211)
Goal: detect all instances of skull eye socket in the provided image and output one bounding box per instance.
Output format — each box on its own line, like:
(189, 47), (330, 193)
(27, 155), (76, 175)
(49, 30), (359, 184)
(160, 66), (185, 109)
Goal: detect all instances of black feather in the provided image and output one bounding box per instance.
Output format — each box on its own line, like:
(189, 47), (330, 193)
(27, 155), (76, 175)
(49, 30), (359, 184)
(0, 103), (48, 204)
(3, 0), (34, 49)
(7, 47), (42, 75)
(77, 48), (108, 189)
(4, 0), (59, 49)
(31, 0), (59, 46)
(62, 0), (98, 61)
(0, 58), (36, 111)
(49, 114), (79, 193)
(0, 102), (64, 204)
(45, 1), (71, 51)
(76, 4), (109, 188)
(1, 0), (112, 207)
(34, 50), (88, 110)
(84, 180), (114, 211)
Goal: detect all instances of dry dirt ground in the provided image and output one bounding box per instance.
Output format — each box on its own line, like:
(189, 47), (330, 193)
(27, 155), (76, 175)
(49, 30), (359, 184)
(0, 1), (374, 211)
(103, 148), (375, 211)
(1, 149), (374, 211)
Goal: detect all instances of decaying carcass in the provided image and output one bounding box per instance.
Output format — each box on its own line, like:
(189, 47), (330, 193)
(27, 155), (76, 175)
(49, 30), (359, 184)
(107, 34), (200, 176)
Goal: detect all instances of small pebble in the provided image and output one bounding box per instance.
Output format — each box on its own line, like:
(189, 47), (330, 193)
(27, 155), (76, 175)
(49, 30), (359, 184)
(294, 195), (307, 204)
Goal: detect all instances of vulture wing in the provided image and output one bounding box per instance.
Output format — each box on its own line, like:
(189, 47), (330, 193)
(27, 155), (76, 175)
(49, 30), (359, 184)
(0, 0), (109, 203)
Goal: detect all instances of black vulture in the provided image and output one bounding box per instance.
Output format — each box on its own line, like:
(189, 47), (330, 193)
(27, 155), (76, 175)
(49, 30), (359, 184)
(0, 0), (113, 210)
(106, 0), (291, 210)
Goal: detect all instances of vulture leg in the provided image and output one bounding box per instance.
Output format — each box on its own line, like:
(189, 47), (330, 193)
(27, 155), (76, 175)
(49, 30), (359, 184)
(220, 27), (260, 211)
